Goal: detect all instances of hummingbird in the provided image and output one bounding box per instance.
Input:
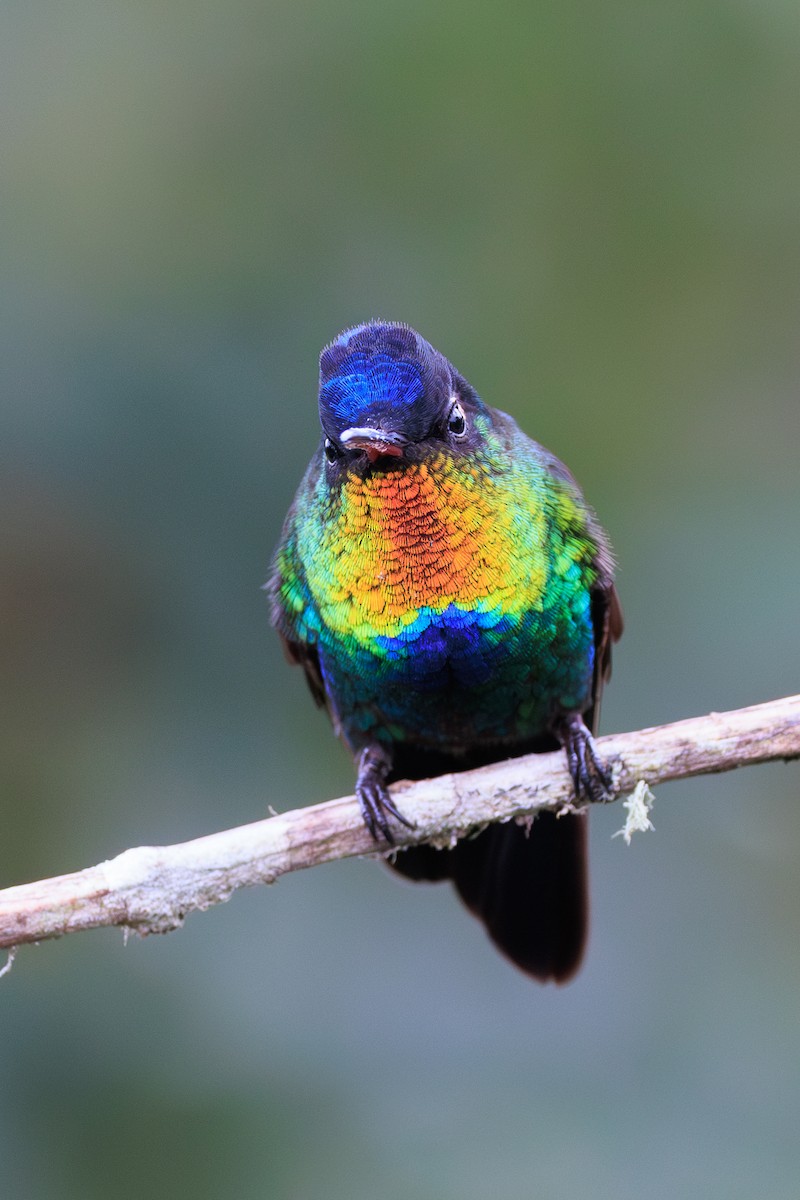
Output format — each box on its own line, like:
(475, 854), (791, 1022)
(269, 321), (622, 982)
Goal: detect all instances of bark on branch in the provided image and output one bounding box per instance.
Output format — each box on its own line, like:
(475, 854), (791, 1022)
(1, 695), (799, 955)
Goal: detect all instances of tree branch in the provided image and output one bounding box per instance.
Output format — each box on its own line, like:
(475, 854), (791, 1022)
(1, 694), (799, 955)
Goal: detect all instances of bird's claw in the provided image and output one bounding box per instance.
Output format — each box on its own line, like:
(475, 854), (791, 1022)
(554, 712), (615, 805)
(355, 745), (416, 844)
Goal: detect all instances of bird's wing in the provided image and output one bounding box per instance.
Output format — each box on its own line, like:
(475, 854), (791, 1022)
(540, 442), (623, 733)
(275, 629), (327, 710)
(268, 471), (329, 713)
(587, 578), (623, 734)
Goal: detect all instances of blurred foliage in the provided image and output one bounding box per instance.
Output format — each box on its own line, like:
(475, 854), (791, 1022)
(1, 1), (799, 1197)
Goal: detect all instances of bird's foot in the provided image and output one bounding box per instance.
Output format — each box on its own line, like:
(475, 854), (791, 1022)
(355, 744), (416, 844)
(553, 712), (614, 805)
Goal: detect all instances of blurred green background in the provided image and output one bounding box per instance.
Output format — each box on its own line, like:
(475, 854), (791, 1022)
(2, 1), (799, 1197)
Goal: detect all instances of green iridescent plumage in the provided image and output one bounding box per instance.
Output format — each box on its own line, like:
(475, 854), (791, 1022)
(274, 410), (606, 750)
(270, 322), (622, 982)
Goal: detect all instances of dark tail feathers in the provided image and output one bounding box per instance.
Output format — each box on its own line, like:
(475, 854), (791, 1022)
(389, 811), (588, 983)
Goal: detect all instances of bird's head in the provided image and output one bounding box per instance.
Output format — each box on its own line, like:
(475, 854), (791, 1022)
(318, 321), (482, 472)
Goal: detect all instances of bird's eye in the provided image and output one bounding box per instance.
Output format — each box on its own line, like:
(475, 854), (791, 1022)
(324, 437), (340, 464)
(447, 399), (467, 438)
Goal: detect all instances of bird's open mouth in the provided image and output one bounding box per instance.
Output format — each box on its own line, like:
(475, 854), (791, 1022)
(339, 427), (407, 462)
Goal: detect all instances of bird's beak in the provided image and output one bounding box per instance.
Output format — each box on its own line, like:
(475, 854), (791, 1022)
(339, 426), (407, 463)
